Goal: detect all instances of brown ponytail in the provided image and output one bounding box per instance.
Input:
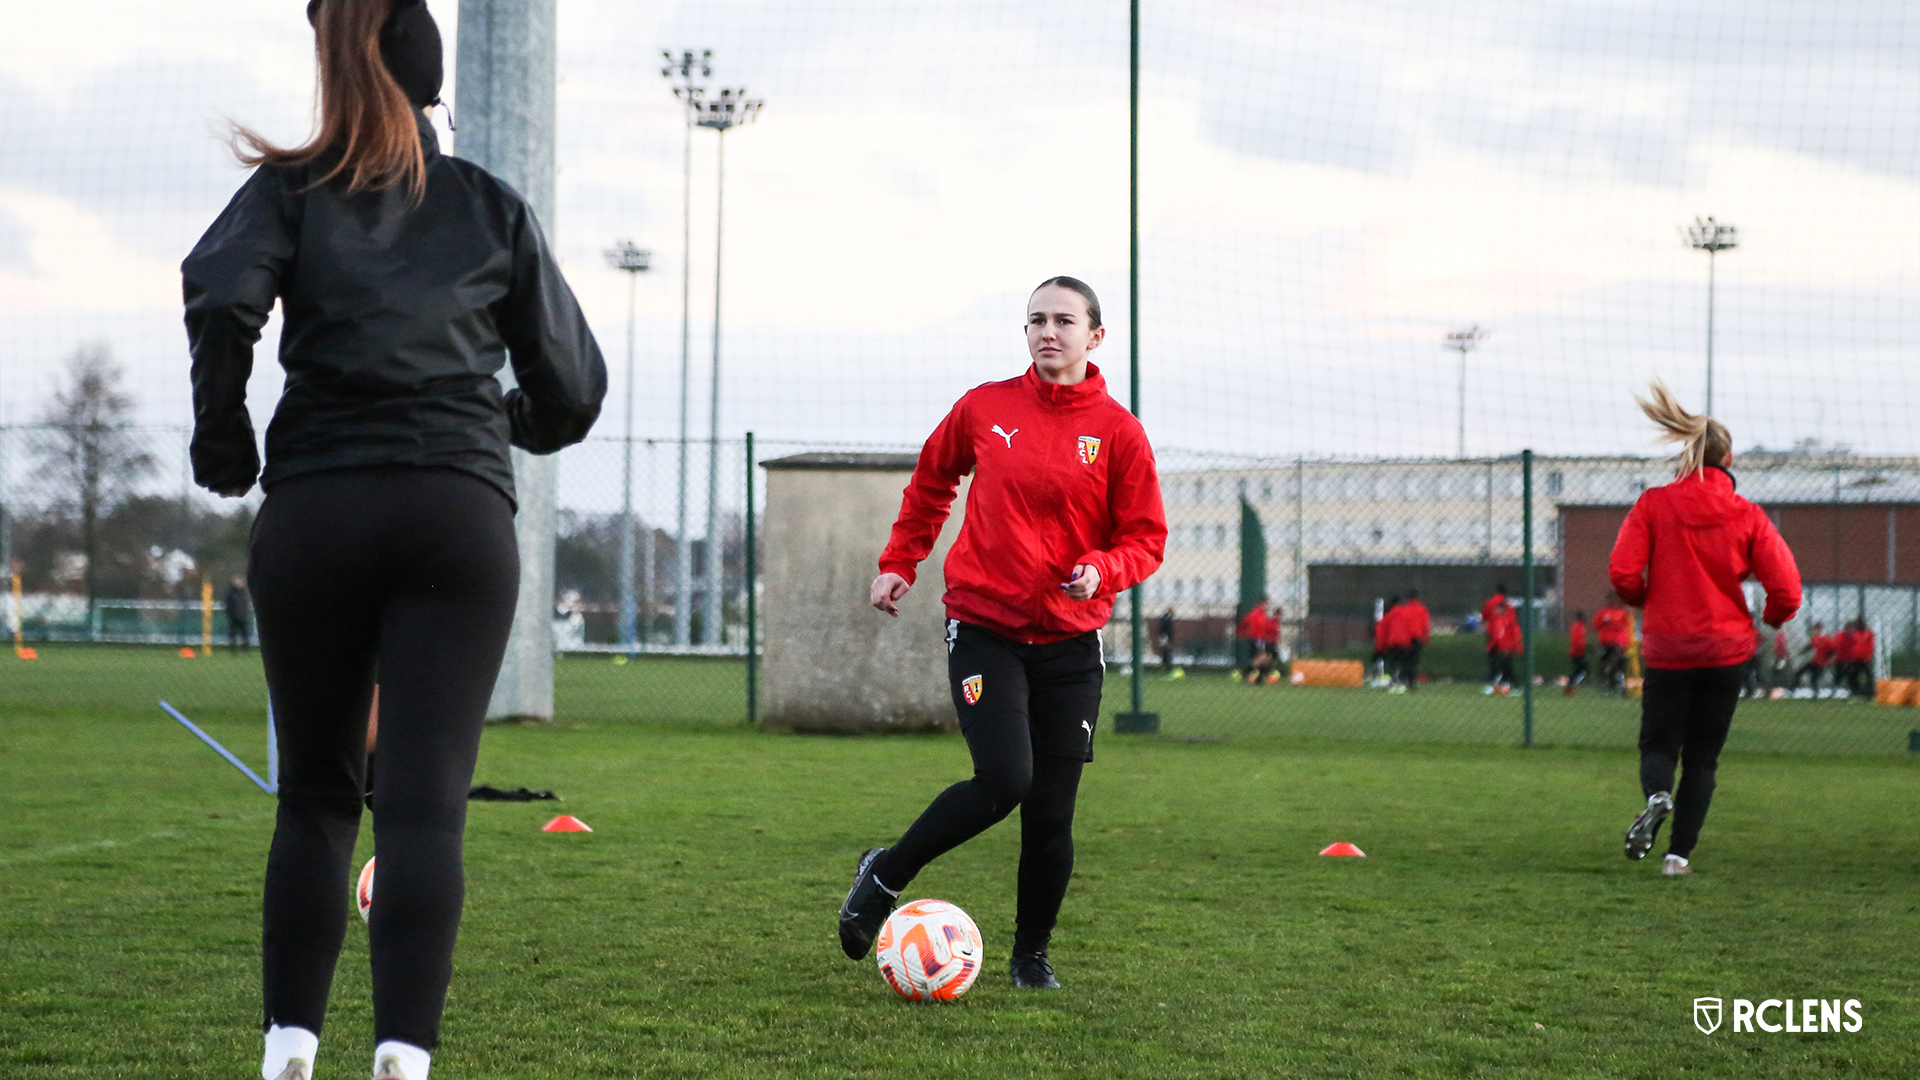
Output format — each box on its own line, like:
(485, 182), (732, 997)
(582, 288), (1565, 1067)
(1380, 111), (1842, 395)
(230, 0), (426, 202)
(1636, 380), (1731, 480)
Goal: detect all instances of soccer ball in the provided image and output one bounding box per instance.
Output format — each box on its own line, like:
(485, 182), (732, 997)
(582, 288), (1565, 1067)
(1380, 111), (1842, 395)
(356, 857), (375, 923)
(875, 899), (983, 1001)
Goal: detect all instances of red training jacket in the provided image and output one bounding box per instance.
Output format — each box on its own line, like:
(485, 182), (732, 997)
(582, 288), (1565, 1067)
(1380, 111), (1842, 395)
(1373, 607), (1397, 651)
(1238, 608), (1278, 644)
(1811, 633), (1836, 666)
(1480, 592), (1506, 629)
(878, 363), (1168, 644)
(1569, 620), (1588, 657)
(1839, 628), (1875, 664)
(1382, 606), (1417, 650)
(1608, 467), (1802, 669)
(1594, 606), (1631, 648)
(1398, 600), (1432, 646)
(1486, 604), (1520, 654)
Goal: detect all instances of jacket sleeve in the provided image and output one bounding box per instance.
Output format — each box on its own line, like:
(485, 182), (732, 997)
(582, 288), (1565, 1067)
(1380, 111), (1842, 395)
(878, 398), (975, 586)
(1077, 419), (1168, 597)
(1748, 507), (1803, 628)
(498, 201), (608, 454)
(1608, 495), (1653, 607)
(181, 168), (296, 494)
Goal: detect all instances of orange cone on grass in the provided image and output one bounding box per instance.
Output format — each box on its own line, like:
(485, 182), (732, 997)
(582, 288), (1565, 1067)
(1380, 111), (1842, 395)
(1319, 842), (1366, 857)
(542, 815), (592, 833)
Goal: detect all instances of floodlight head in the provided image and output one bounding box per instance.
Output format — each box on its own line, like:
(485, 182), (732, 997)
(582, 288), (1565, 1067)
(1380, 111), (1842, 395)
(604, 240), (651, 274)
(1443, 324), (1488, 353)
(1684, 215), (1739, 253)
(696, 87), (766, 131)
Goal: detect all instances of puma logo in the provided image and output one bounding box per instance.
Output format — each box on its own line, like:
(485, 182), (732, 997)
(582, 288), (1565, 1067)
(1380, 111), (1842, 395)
(991, 425), (1019, 448)
(1081, 720), (1093, 735)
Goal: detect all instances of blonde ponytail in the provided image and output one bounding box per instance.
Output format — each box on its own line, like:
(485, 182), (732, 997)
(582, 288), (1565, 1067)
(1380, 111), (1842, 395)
(1636, 380), (1731, 480)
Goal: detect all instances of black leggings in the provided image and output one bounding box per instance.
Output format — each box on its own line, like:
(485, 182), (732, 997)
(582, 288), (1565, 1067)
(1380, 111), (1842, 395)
(251, 467), (518, 1050)
(1638, 664), (1742, 859)
(874, 622), (1103, 955)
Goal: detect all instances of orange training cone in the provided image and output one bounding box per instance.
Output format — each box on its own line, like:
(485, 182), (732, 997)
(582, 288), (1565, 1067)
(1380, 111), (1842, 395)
(15, 647), (36, 660)
(178, 647), (197, 659)
(542, 815), (592, 833)
(1319, 842), (1366, 857)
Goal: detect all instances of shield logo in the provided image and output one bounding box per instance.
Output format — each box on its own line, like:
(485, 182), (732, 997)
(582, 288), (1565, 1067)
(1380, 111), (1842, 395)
(961, 675), (984, 706)
(1077, 435), (1101, 465)
(1694, 998), (1723, 1035)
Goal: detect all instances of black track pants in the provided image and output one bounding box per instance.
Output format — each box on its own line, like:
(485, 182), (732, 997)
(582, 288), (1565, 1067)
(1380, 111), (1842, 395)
(875, 622), (1103, 954)
(1638, 664), (1743, 860)
(250, 467), (518, 1050)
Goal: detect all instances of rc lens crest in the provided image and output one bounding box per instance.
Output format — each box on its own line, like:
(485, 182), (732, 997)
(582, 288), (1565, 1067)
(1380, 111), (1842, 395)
(961, 675), (984, 705)
(1077, 435), (1102, 464)
(1694, 998), (1723, 1035)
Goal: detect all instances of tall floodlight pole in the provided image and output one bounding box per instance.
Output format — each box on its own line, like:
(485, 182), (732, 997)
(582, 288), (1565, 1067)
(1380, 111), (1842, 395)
(1683, 216), (1738, 415)
(461, 0), (559, 721)
(662, 49), (711, 646)
(694, 87), (764, 645)
(1444, 325), (1488, 459)
(604, 240), (651, 655)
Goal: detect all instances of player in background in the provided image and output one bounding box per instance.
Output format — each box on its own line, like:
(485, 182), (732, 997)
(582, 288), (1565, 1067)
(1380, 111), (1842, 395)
(183, 3), (607, 1076)
(1394, 589), (1432, 691)
(845, 276), (1167, 990)
(1565, 611), (1590, 695)
(1795, 623), (1835, 691)
(1372, 595), (1400, 685)
(1483, 599), (1519, 694)
(1612, 383), (1800, 876)
(1156, 607), (1179, 677)
(1842, 620), (1876, 697)
(1594, 594), (1631, 694)
(1770, 627), (1792, 689)
(225, 576), (253, 653)
(1237, 596), (1280, 685)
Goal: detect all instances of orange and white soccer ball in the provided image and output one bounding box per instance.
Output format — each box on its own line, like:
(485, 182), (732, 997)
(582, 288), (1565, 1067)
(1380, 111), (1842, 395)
(875, 899), (983, 1001)
(356, 857), (375, 923)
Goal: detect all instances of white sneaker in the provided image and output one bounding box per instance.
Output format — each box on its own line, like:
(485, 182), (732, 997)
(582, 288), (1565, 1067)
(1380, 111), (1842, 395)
(1662, 854), (1693, 876)
(373, 1054), (409, 1080)
(268, 1062), (312, 1080)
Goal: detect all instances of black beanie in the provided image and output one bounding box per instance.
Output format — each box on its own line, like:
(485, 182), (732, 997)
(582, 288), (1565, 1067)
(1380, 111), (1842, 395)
(307, 0), (445, 108)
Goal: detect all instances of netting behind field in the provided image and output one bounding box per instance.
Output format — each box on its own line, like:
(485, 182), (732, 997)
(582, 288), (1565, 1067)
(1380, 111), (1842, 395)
(3, 2), (1918, 753)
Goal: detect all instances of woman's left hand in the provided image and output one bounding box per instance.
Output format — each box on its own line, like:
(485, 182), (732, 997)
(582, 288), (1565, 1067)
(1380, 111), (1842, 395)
(1062, 563), (1100, 600)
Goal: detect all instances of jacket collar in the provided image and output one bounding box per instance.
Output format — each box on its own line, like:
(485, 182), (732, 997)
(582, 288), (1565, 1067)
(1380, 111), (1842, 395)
(415, 108), (441, 161)
(1023, 361), (1108, 409)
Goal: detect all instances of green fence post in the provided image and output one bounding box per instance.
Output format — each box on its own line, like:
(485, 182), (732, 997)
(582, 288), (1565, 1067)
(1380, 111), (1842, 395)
(745, 432), (758, 725)
(1114, 0), (1157, 736)
(1522, 449), (1535, 748)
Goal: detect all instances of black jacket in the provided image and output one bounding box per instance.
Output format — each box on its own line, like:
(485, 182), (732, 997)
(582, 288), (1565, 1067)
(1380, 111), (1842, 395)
(182, 111), (605, 508)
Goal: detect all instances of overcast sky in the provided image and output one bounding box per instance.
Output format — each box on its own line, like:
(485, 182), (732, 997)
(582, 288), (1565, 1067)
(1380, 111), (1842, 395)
(2, 0), (1916, 512)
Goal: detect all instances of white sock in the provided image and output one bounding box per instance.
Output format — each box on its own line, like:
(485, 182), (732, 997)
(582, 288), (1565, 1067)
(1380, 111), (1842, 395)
(1666, 854), (1689, 866)
(374, 1039), (432, 1080)
(262, 1024), (318, 1079)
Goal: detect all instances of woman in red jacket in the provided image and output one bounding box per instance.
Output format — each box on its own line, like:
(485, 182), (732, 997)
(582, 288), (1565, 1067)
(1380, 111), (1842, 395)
(839, 276), (1167, 989)
(1611, 383), (1800, 875)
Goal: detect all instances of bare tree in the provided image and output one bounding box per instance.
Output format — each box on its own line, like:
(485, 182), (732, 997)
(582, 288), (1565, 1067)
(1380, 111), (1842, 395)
(35, 344), (155, 614)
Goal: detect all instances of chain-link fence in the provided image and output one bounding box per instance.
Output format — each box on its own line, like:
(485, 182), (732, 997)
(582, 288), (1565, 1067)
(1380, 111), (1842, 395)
(1112, 450), (1920, 755)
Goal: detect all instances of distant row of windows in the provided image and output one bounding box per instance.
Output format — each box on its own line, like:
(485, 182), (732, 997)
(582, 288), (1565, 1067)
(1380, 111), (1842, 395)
(1162, 470), (1660, 506)
(1163, 519), (1559, 551)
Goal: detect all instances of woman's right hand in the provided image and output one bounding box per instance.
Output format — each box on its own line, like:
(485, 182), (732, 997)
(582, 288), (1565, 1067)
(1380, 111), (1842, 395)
(870, 572), (911, 617)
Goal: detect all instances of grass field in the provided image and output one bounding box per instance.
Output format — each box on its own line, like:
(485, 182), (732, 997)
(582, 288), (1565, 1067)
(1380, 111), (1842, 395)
(5, 645), (1915, 757)
(3, 651), (1918, 1078)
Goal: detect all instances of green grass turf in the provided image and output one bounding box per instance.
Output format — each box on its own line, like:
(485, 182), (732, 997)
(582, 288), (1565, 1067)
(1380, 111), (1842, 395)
(1, 708), (1915, 1078)
(6, 645), (1914, 757)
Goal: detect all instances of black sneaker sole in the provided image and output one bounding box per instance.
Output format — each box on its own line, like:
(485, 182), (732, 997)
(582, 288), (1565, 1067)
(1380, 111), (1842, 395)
(1624, 794), (1672, 861)
(837, 848), (889, 960)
